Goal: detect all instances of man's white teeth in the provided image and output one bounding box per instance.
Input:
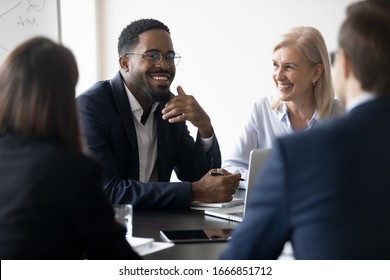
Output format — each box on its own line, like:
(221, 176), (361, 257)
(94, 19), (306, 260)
(279, 84), (291, 88)
(152, 76), (168, 81)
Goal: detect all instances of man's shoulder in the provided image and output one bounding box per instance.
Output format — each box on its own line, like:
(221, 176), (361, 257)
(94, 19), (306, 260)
(77, 80), (112, 100)
(76, 79), (117, 113)
(77, 73), (125, 108)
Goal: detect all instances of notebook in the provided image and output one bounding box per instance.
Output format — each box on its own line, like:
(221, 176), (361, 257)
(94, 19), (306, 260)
(191, 197), (244, 209)
(205, 149), (270, 222)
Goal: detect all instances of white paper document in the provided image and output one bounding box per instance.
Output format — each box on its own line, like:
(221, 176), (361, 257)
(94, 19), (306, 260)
(127, 236), (174, 256)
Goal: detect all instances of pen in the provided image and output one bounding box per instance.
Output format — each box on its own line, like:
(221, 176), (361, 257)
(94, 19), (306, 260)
(210, 169), (245, 181)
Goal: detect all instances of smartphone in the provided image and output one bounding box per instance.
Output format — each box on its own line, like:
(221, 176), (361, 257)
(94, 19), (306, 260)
(160, 228), (233, 243)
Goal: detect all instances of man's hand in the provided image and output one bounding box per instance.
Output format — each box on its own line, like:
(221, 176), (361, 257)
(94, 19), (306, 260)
(190, 169), (242, 202)
(161, 86), (213, 138)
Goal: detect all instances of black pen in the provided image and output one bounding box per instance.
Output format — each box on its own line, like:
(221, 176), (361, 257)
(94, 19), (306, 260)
(210, 169), (245, 181)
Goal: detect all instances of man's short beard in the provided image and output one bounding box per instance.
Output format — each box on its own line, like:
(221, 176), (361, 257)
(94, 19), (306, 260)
(146, 89), (172, 103)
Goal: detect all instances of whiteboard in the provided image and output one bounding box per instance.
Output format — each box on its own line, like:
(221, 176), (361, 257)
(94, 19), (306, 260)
(0, 0), (60, 61)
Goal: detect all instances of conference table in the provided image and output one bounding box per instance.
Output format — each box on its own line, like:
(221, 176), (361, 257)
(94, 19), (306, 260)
(133, 208), (239, 260)
(132, 189), (245, 259)
(132, 187), (293, 260)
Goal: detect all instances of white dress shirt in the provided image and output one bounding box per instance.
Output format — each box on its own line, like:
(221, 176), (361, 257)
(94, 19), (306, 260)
(124, 84), (214, 182)
(125, 86), (159, 182)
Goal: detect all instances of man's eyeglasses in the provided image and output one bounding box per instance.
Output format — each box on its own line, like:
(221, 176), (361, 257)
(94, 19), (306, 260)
(126, 51), (181, 66)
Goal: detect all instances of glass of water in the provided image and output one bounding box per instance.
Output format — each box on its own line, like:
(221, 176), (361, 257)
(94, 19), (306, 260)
(113, 204), (133, 237)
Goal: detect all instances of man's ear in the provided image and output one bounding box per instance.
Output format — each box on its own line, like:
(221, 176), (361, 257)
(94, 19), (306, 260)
(119, 56), (129, 72)
(338, 48), (351, 79)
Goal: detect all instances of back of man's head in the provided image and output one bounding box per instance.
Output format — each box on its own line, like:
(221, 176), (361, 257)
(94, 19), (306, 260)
(339, 1), (390, 95)
(346, 0), (390, 14)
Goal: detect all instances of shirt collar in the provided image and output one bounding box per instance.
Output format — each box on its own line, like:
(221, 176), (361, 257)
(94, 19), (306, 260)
(123, 82), (159, 115)
(275, 101), (287, 121)
(276, 101), (319, 131)
(275, 101), (319, 121)
(345, 92), (376, 112)
(308, 110), (319, 126)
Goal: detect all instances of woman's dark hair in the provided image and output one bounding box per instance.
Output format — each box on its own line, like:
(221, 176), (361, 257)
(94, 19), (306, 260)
(0, 37), (83, 152)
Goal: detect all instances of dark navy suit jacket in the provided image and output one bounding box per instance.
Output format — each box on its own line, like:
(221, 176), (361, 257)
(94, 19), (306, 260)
(76, 72), (221, 209)
(221, 98), (390, 259)
(0, 134), (140, 260)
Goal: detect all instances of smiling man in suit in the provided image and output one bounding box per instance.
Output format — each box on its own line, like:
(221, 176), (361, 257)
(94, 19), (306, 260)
(221, 0), (390, 259)
(77, 19), (240, 210)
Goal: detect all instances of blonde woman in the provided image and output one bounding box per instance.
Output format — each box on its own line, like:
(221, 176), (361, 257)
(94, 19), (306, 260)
(223, 26), (341, 187)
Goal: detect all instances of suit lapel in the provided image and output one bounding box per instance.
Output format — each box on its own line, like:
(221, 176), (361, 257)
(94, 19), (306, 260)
(109, 72), (140, 179)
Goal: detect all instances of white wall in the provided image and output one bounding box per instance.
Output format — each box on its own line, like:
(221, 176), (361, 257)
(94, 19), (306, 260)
(60, 0), (97, 95)
(61, 0), (358, 161)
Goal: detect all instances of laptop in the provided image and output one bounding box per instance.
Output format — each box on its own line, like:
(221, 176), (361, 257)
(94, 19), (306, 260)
(205, 149), (270, 222)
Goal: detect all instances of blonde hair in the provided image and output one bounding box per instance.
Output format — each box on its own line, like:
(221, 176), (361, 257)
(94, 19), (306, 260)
(272, 26), (335, 118)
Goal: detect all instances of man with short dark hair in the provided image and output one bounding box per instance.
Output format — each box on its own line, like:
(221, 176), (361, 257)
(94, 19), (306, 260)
(77, 19), (240, 209)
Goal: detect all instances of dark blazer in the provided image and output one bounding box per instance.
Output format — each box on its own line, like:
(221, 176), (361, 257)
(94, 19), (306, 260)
(221, 98), (390, 259)
(76, 72), (221, 209)
(0, 134), (140, 260)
